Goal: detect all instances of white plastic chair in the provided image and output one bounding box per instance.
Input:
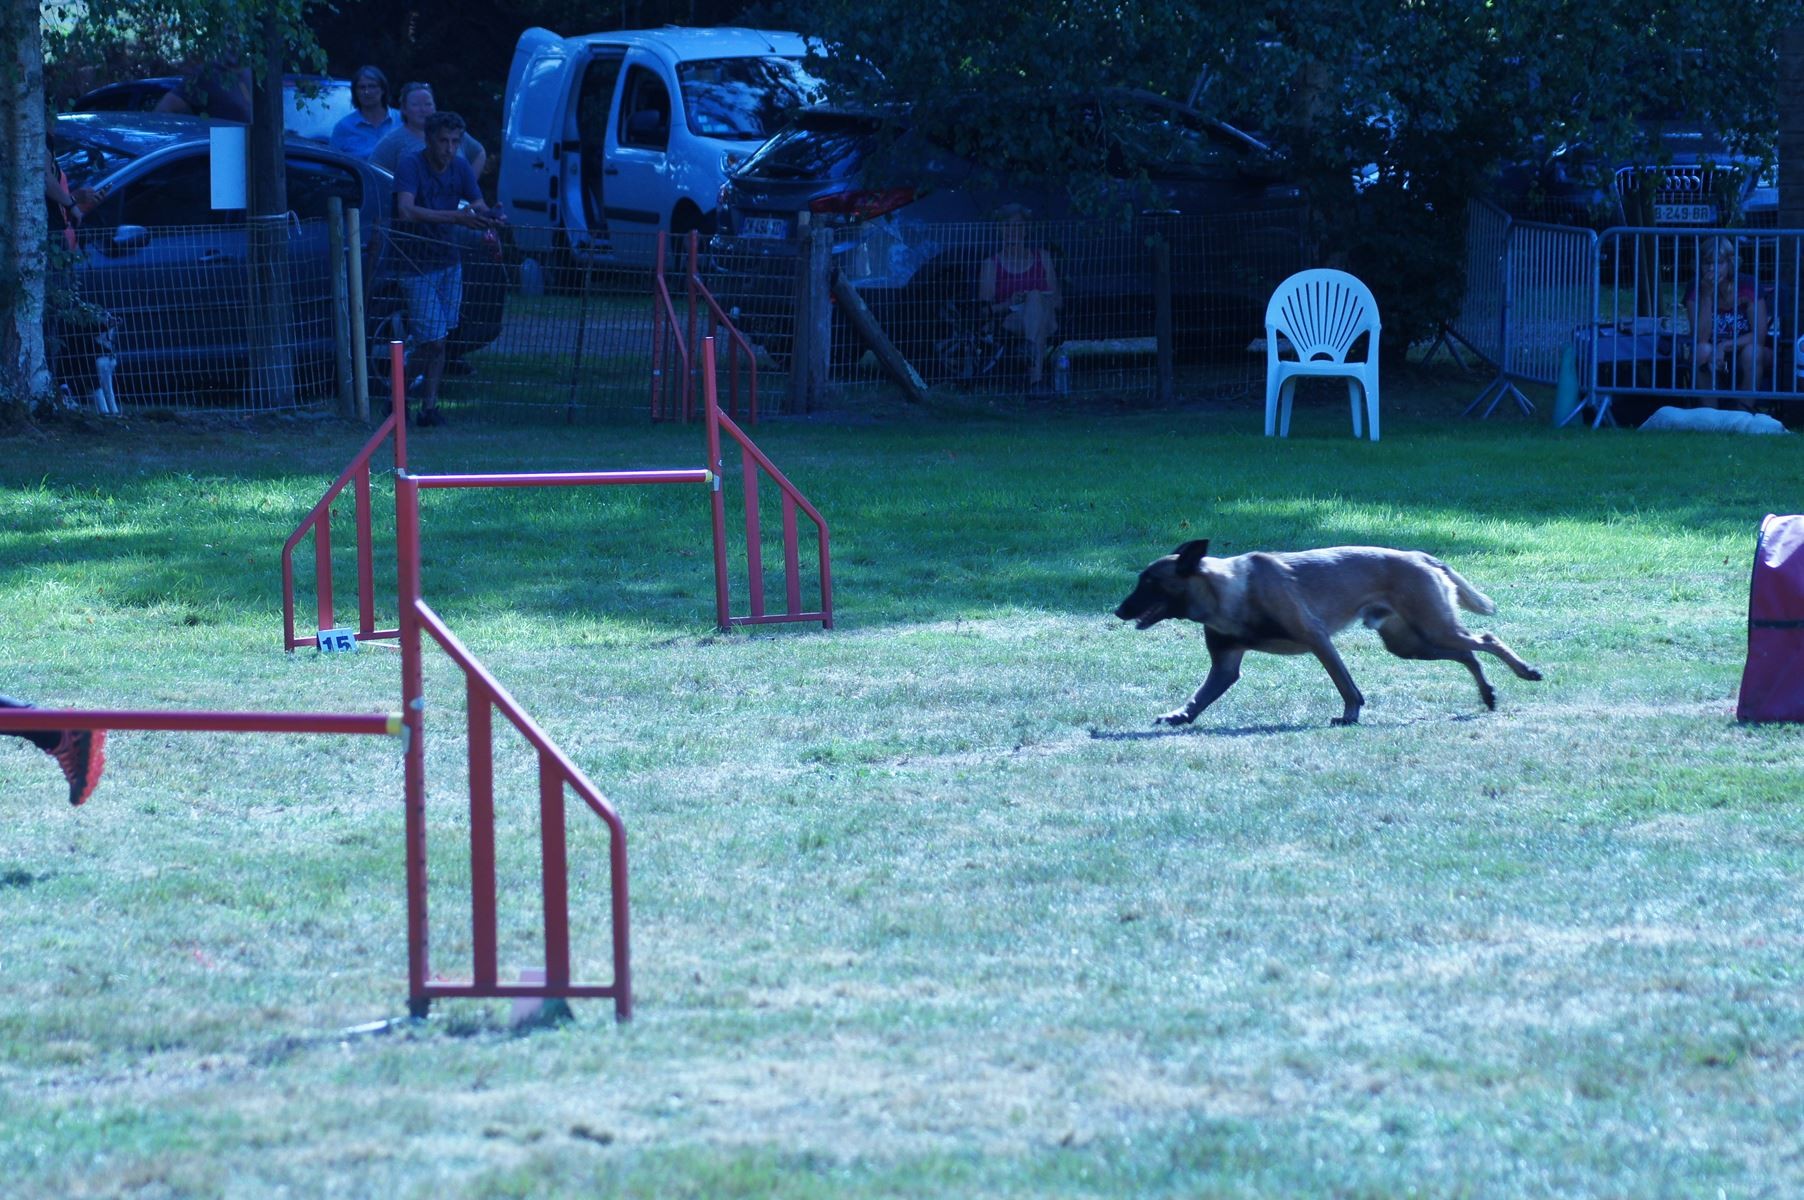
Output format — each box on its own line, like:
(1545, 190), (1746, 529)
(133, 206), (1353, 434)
(1264, 269), (1382, 440)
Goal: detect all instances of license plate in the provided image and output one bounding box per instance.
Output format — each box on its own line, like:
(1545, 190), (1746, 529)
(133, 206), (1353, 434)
(741, 215), (791, 239)
(1654, 202), (1717, 225)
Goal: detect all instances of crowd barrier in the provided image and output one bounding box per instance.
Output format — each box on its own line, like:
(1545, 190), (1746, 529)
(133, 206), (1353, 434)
(1448, 203), (1804, 426)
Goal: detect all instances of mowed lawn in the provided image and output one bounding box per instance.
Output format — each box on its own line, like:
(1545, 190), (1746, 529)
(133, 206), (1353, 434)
(2, 381), (1801, 1198)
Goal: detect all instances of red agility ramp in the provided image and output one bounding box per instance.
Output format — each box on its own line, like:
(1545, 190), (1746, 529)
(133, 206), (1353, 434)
(1736, 513), (1804, 722)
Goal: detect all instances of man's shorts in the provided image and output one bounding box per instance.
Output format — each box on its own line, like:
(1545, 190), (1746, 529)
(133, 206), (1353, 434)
(400, 261), (463, 345)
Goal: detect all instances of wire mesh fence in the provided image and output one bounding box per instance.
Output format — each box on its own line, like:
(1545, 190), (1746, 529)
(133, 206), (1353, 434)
(704, 208), (1307, 408)
(44, 204), (1306, 421)
(47, 216), (345, 415)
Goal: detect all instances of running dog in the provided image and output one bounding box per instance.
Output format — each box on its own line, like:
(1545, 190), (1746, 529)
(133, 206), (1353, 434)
(1114, 539), (1542, 726)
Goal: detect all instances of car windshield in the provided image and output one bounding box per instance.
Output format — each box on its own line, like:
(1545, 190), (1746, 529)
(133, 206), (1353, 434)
(678, 55), (827, 140)
(52, 135), (139, 191)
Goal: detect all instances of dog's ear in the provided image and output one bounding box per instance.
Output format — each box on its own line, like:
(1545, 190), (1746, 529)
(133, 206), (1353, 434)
(1172, 539), (1210, 575)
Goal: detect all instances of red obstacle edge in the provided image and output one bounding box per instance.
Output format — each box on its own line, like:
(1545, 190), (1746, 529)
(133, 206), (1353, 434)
(281, 342), (407, 652)
(394, 471), (632, 1023)
(0, 710), (399, 735)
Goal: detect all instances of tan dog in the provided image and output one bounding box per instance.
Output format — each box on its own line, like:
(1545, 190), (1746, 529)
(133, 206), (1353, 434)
(1114, 539), (1542, 726)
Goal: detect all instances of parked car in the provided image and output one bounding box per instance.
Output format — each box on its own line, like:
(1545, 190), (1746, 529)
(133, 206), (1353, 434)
(498, 25), (829, 263)
(49, 111), (503, 404)
(1492, 125), (1777, 230)
(707, 90), (1305, 372)
(72, 75), (357, 145)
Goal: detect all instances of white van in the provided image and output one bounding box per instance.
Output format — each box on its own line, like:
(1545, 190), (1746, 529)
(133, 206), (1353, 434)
(499, 26), (826, 262)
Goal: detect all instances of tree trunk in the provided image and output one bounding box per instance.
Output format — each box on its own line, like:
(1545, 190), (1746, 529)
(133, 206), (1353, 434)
(1, 0), (49, 418)
(1780, 25), (1804, 229)
(247, 9), (297, 409)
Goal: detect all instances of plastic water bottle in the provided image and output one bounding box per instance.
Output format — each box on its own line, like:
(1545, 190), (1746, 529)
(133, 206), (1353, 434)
(1053, 351), (1070, 395)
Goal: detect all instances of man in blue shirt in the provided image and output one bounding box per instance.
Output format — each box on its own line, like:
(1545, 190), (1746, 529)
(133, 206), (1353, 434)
(393, 111), (502, 426)
(330, 66), (400, 160)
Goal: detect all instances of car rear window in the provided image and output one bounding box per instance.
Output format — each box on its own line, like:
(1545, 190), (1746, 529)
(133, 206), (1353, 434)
(678, 56), (826, 141)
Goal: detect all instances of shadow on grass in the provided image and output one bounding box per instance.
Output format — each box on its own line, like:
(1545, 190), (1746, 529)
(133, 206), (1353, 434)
(3, 405), (1793, 634)
(1088, 721), (1318, 739)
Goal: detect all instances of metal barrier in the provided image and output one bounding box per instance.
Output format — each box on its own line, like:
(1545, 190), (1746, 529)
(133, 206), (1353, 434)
(650, 231), (761, 423)
(1587, 228), (1803, 423)
(281, 339), (832, 643)
(281, 342), (407, 651)
(1456, 206), (1599, 420)
(1449, 206), (1804, 427)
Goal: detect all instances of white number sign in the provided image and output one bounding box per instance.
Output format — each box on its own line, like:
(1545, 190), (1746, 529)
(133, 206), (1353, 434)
(317, 628), (358, 655)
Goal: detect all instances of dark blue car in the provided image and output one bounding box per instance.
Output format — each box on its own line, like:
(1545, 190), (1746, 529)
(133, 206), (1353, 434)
(51, 112), (507, 408)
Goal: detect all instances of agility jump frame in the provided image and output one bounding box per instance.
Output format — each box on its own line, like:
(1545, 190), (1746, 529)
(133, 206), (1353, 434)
(282, 338), (832, 652)
(16, 393), (637, 1020)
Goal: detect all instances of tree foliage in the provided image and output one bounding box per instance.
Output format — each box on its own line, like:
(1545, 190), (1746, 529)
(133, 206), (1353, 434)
(782, 0), (1804, 351)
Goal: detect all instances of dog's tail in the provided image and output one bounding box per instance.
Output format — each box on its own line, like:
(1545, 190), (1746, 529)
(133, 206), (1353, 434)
(1430, 557), (1497, 615)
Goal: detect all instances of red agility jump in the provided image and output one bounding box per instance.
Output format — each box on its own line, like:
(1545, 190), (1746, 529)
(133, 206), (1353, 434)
(282, 331), (833, 652)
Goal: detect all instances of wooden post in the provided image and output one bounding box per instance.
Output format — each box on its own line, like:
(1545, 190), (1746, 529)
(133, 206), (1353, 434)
(347, 207), (369, 422)
(790, 224), (833, 413)
(327, 196), (355, 418)
(1153, 233), (1175, 406)
(1781, 26), (1804, 230)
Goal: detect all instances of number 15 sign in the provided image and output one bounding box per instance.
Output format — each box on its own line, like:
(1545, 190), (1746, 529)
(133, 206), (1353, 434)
(317, 628), (358, 655)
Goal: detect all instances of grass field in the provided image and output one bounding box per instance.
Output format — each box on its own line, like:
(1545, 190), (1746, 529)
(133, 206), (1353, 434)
(3, 377), (1801, 1198)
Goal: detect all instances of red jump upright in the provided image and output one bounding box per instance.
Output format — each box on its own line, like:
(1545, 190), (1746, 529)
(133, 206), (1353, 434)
(395, 472), (632, 1021)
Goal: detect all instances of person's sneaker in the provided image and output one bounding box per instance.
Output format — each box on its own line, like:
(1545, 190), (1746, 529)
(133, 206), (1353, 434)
(49, 728), (105, 806)
(417, 406), (446, 428)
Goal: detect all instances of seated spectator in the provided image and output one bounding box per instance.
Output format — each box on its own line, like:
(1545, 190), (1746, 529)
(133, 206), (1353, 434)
(1685, 235), (1768, 404)
(330, 66), (401, 160)
(978, 203), (1062, 392)
(371, 81), (487, 179)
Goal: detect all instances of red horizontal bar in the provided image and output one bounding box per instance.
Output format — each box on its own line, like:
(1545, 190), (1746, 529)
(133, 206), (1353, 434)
(418, 982), (622, 999)
(292, 628), (401, 649)
(727, 613), (830, 626)
(411, 470), (712, 489)
(0, 710), (402, 736)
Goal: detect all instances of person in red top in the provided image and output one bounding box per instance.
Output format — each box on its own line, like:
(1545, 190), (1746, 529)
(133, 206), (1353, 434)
(978, 203), (1062, 392)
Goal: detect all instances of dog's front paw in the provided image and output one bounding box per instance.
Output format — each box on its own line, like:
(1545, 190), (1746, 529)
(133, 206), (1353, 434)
(1522, 667), (1544, 682)
(1330, 715), (1361, 726)
(1152, 710), (1195, 727)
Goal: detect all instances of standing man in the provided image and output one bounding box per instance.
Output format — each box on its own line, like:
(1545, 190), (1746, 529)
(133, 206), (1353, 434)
(330, 66), (401, 160)
(393, 111), (501, 426)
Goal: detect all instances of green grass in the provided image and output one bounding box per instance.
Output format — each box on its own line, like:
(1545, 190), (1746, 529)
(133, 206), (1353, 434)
(2, 375), (1801, 1197)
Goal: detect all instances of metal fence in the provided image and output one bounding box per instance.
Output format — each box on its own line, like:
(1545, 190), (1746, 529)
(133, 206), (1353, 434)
(47, 215), (344, 414)
(46, 204), (1306, 420)
(706, 209), (1307, 408)
(1449, 202), (1804, 425)
(1447, 203), (1597, 419)
(1588, 228), (1804, 421)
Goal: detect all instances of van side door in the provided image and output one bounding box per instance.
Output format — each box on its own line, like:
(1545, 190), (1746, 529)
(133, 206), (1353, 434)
(499, 27), (575, 252)
(600, 55), (675, 249)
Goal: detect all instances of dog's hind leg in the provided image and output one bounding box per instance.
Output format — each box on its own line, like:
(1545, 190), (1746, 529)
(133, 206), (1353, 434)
(1374, 615), (1501, 709)
(1154, 632), (1245, 726)
(1470, 631), (1541, 681)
